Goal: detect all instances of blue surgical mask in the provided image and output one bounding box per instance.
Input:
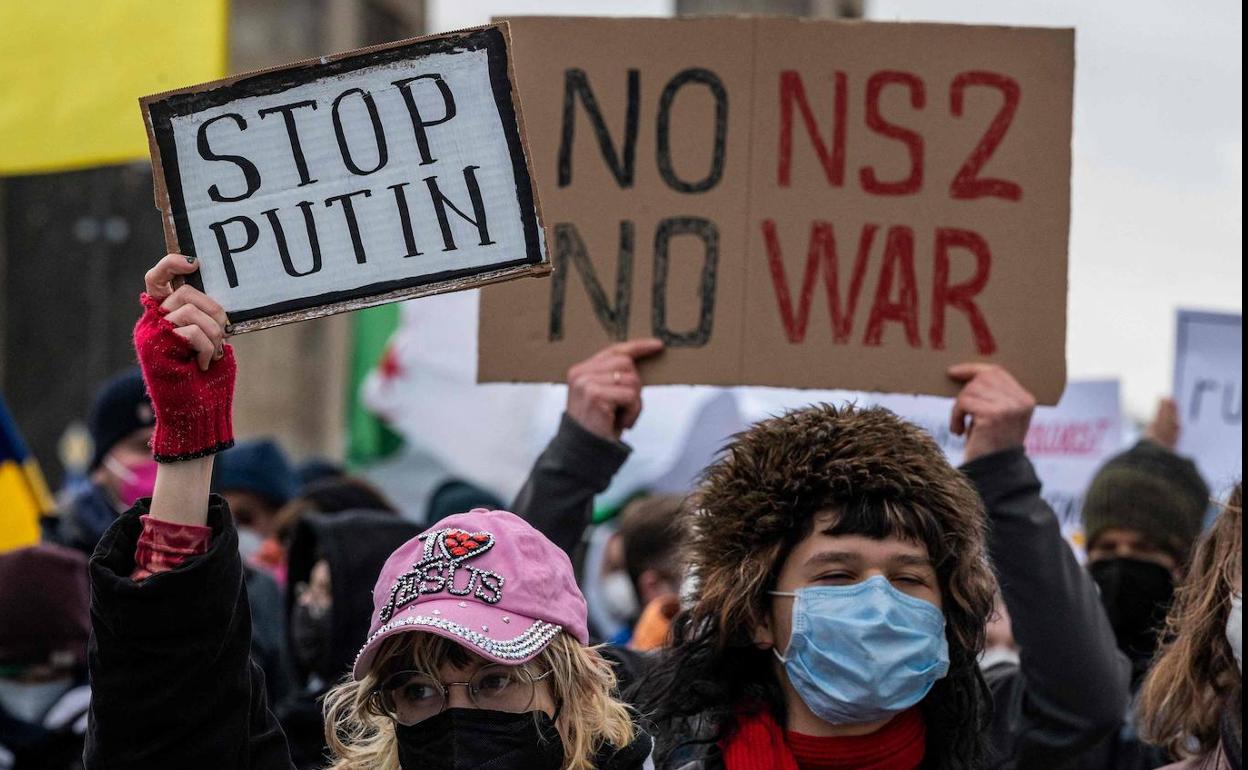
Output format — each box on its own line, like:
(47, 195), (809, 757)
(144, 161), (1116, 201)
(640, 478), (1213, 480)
(771, 575), (950, 725)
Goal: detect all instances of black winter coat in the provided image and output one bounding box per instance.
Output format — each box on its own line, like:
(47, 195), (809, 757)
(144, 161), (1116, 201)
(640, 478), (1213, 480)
(85, 498), (653, 770)
(279, 510), (422, 769)
(86, 500), (291, 769)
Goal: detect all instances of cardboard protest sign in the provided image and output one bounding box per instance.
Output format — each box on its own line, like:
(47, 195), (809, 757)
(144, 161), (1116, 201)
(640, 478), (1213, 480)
(142, 24), (547, 332)
(478, 17), (1072, 403)
(1173, 310), (1242, 491)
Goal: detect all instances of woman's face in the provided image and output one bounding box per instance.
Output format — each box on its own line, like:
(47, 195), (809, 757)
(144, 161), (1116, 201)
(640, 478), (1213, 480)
(378, 642), (558, 725)
(435, 653), (557, 716)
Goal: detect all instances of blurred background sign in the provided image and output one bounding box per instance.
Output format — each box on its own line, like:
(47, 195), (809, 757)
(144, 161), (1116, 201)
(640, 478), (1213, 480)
(1173, 310), (1243, 493)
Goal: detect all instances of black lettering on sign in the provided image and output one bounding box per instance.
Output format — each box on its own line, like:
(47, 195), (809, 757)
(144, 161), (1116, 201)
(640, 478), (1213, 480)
(1190, 378), (1244, 424)
(549, 221), (635, 342)
(423, 165), (495, 252)
(652, 217), (718, 347)
(257, 100), (319, 186)
(392, 74), (457, 166)
(324, 189), (373, 264)
(262, 201), (323, 278)
(198, 114), (261, 203)
(388, 183), (423, 258)
(209, 215), (260, 288)
(333, 88), (389, 176)
(558, 69), (640, 188)
(656, 69), (728, 193)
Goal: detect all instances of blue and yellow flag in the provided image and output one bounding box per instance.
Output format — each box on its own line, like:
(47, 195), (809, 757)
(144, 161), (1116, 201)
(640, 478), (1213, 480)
(0, 1), (229, 175)
(0, 395), (54, 552)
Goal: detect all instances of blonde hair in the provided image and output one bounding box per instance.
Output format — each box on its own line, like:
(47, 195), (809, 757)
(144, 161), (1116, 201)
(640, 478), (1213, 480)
(1138, 485), (1242, 758)
(323, 631), (636, 770)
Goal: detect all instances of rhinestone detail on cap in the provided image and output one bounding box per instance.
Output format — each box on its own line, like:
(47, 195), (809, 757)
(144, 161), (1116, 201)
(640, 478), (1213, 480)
(355, 616), (562, 673)
(378, 528), (505, 623)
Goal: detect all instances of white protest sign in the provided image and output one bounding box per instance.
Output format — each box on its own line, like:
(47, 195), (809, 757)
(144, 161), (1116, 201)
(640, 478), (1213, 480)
(1174, 310), (1243, 492)
(141, 24), (547, 332)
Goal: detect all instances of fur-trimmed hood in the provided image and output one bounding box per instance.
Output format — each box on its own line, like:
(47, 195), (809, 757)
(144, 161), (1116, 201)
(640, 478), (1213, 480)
(689, 403), (988, 598)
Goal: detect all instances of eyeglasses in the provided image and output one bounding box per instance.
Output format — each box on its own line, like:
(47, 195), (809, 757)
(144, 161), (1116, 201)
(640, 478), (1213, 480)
(374, 665), (553, 725)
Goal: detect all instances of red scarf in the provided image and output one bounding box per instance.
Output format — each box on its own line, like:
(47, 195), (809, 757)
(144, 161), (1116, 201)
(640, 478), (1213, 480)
(720, 708), (925, 770)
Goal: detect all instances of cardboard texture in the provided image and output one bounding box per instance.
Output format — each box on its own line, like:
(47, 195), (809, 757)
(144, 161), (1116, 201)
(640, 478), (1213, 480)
(478, 17), (1072, 403)
(141, 23), (548, 333)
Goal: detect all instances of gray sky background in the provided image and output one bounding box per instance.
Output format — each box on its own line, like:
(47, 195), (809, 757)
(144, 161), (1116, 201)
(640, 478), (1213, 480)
(871, 0), (1242, 420)
(433, 0), (1243, 419)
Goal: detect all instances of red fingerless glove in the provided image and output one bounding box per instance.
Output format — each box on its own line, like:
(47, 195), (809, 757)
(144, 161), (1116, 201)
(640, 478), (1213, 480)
(134, 292), (236, 462)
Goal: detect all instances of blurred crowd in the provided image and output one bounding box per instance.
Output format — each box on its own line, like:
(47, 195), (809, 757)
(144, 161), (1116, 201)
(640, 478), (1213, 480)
(0, 334), (1240, 770)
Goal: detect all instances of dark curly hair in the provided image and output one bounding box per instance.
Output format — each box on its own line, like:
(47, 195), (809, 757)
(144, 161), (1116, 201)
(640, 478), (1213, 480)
(635, 404), (997, 770)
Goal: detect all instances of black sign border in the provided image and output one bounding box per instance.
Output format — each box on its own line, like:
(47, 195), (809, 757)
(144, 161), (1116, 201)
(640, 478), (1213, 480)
(145, 25), (544, 328)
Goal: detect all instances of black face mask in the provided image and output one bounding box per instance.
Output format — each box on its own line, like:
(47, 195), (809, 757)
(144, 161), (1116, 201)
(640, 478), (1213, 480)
(289, 602), (332, 677)
(395, 708), (565, 770)
(1089, 557), (1175, 665)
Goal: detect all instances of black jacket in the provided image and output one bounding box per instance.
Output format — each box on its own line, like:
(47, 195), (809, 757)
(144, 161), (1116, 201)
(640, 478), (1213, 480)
(86, 499), (293, 770)
(279, 510), (421, 770)
(963, 448), (1133, 770)
(512, 419), (1132, 770)
(86, 498), (653, 770)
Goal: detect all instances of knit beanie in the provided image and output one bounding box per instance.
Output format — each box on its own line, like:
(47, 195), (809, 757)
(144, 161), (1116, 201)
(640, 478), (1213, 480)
(1082, 440), (1211, 562)
(0, 544), (90, 668)
(212, 438), (297, 507)
(88, 368), (155, 470)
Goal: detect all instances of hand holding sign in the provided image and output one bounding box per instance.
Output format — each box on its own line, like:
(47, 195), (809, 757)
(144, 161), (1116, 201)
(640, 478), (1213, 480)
(566, 339), (664, 441)
(144, 254), (230, 371)
(948, 363), (1037, 464)
(134, 255), (236, 464)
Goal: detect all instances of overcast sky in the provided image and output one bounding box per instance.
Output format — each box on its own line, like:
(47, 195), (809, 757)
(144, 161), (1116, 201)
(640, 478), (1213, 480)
(870, 0), (1242, 420)
(432, 0), (1242, 419)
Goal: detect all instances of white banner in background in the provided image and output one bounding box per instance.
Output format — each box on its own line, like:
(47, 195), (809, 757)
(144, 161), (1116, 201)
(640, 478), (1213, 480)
(366, 292), (1122, 552)
(1174, 310), (1243, 492)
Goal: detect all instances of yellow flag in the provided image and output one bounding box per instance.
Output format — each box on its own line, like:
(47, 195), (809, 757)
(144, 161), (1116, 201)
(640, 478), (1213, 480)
(0, 1), (228, 175)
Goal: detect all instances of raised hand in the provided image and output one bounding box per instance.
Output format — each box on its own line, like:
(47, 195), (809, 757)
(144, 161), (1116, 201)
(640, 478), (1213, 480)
(565, 339), (665, 441)
(135, 254), (236, 464)
(1143, 397), (1180, 451)
(947, 363), (1037, 464)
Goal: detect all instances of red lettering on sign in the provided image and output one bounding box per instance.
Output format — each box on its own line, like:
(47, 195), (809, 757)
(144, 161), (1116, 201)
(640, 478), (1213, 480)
(778, 70), (848, 188)
(859, 72), (925, 196)
(931, 227), (997, 355)
(864, 226), (920, 347)
(950, 72), (1022, 201)
(1026, 419), (1112, 457)
(762, 219), (877, 343)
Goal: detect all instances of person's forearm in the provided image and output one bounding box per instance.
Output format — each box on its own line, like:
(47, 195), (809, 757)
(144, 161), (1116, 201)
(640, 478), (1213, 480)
(149, 456), (214, 526)
(963, 449), (1129, 733)
(512, 413), (631, 557)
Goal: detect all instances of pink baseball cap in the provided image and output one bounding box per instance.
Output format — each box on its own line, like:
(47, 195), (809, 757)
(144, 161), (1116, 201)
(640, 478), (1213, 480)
(353, 509), (589, 680)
